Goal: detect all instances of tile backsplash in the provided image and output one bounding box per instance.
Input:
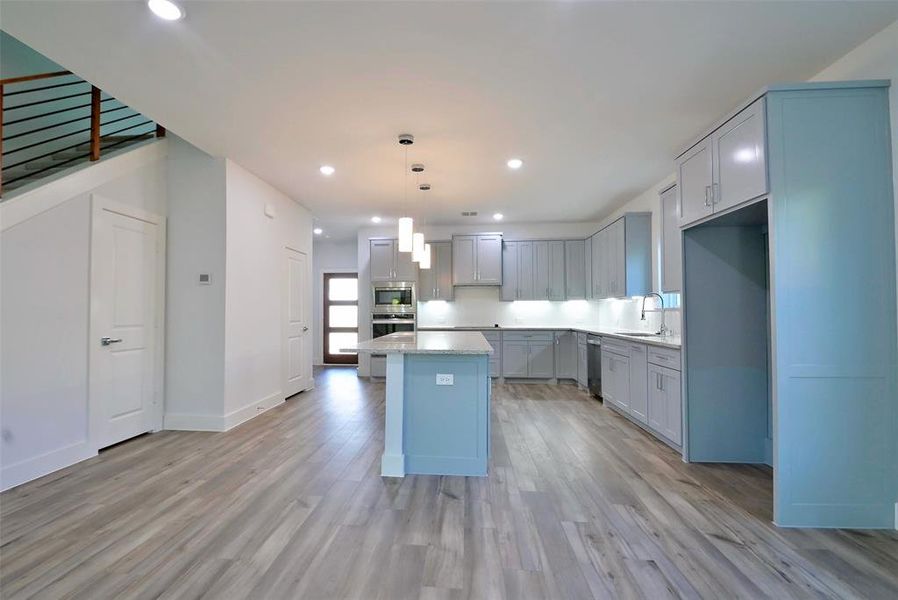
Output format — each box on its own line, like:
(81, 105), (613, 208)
(416, 287), (681, 334)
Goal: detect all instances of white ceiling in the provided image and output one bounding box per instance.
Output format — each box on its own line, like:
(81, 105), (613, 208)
(4, 1), (897, 240)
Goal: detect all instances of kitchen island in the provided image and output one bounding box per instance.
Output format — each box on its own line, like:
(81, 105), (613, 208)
(343, 331), (493, 477)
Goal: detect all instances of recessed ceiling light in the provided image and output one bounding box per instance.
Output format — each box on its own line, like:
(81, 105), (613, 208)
(493, 213), (504, 221)
(148, 0), (184, 21)
(313, 228), (323, 235)
(371, 216), (382, 223)
(319, 165), (335, 176)
(506, 158), (523, 170)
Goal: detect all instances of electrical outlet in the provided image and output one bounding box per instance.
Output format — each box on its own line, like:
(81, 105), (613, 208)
(436, 373), (454, 386)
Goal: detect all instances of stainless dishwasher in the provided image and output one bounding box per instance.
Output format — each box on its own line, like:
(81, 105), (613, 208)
(587, 336), (602, 399)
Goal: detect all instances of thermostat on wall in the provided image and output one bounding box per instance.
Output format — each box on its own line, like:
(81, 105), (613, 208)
(199, 273), (212, 285)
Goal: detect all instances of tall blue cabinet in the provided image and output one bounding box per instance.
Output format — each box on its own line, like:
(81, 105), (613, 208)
(680, 81), (897, 529)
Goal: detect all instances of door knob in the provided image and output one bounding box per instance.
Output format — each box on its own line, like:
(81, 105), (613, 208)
(302, 326), (309, 332)
(101, 337), (123, 346)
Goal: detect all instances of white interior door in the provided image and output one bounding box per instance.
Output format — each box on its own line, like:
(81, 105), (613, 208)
(90, 197), (164, 450)
(284, 247), (310, 397)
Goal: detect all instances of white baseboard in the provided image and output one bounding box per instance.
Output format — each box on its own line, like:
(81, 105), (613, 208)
(1, 441), (96, 492)
(223, 391), (284, 431)
(163, 412), (227, 432)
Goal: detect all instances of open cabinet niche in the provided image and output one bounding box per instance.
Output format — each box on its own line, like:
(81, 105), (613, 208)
(683, 201), (771, 465)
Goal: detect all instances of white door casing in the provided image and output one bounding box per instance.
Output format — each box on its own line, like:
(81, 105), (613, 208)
(89, 195), (165, 450)
(284, 246), (311, 397)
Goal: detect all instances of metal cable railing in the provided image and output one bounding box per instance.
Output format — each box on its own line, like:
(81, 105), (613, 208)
(1, 71), (165, 196)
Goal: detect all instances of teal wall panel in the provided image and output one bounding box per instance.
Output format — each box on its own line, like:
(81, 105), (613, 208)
(768, 84), (897, 528)
(403, 354), (490, 476)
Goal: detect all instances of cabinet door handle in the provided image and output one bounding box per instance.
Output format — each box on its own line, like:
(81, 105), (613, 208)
(704, 185), (711, 207)
(712, 182), (719, 205)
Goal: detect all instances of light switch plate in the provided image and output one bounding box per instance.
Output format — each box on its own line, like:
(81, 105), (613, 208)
(436, 373), (454, 386)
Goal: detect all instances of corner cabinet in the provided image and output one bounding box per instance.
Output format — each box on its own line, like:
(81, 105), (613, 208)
(418, 241), (453, 301)
(678, 97), (768, 228)
(370, 239), (417, 282)
(564, 240), (586, 300)
(453, 234), (502, 286)
(589, 214), (652, 299)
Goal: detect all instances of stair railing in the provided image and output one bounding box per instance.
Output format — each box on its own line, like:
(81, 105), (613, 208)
(0, 71), (165, 197)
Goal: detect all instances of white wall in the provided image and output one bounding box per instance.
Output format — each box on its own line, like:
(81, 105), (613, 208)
(810, 19), (898, 329)
(312, 240), (357, 365)
(0, 140), (168, 490)
(224, 160), (314, 423)
(163, 137), (227, 428)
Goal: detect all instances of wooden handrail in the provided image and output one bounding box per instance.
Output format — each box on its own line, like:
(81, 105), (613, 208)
(0, 70), (72, 86)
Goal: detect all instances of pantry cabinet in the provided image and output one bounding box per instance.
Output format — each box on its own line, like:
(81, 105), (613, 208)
(419, 241), (453, 301)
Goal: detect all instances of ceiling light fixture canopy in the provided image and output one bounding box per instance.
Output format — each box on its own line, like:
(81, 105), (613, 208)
(147, 0), (184, 21)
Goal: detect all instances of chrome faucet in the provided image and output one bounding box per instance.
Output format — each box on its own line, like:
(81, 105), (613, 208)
(641, 293), (668, 336)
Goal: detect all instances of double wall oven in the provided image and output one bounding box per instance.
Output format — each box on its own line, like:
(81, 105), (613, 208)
(370, 282), (416, 377)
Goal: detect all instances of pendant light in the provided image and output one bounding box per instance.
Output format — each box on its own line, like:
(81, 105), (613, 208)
(419, 243), (432, 269)
(397, 134), (414, 252)
(412, 232), (425, 262)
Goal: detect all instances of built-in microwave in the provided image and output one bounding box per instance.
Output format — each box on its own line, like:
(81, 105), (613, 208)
(372, 282), (416, 314)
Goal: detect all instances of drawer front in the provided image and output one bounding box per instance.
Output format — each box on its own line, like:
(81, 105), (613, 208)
(503, 331), (553, 342)
(601, 337), (629, 357)
(647, 346), (681, 370)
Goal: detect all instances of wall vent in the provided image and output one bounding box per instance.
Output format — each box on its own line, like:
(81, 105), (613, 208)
(461, 211), (479, 217)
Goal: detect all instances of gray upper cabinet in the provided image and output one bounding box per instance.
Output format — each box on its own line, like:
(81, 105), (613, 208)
(371, 239), (418, 282)
(518, 241), (535, 299)
(660, 184), (682, 293)
(370, 239), (396, 281)
(501, 241), (520, 300)
(678, 97), (768, 228)
(548, 241), (566, 301)
(533, 241), (550, 300)
(453, 234), (503, 285)
(418, 241), (453, 301)
(565, 240), (586, 300)
(584, 236), (593, 300)
(713, 97), (768, 213)
(678, 136), (714, 227)
(588, 214), (652, 299)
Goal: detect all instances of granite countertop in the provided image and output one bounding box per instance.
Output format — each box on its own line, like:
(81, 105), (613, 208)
(344, 331), (494, 355)
(416, 325), (681, 349)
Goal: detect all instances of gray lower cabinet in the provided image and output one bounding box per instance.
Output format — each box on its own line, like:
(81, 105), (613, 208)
(481, 330), (501, 378)
(418, 241), (453, 301)
(577, 336), (588, 387)
(502, 332), (554, 378)
(628, 343), (648, 424)
(554, 330), (578, 379)
(647, 363), (682, 446)
(370, 239), (416, 282)
(601, 349), (630, 410)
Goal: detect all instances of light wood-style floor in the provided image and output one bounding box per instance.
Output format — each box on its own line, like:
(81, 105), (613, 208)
(2, 367), (897, 599)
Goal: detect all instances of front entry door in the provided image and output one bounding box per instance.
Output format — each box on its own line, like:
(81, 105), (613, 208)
(284, 247), (311, 397)
(90, 198), (163, 450)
